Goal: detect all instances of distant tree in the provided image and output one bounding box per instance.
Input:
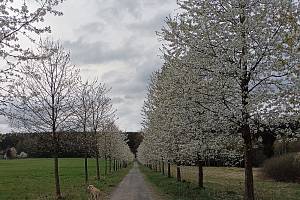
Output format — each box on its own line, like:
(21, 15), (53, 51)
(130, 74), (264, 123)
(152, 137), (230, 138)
(72, 81), (93, 184)
(7, 39), (80, 199)
(98, 123), (133, 174)
(89, 81), (116, 181)
(126, 132), (143, 157)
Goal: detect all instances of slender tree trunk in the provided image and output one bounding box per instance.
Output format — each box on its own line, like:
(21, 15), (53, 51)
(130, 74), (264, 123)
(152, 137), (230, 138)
(113, 159), (116, 171)
(158, 161), (161, 172)
(243, 127), (254, 200)
(84, 156), (88, 184)
(84, 131), (88, 184)
(109, 157), (112, 173)
(53, 132), (62, 200)
(198, 158), (203, 188)
(105, 157), (108, 175)
(176, 165), (181, 182)
(162, 159), (165, 175)
(52, 89), (62, 199)
(83, 123), (88, 184)
(54, 156), (62, 199)
(96, 153), (100, 181)
(167, 162), (171, 178)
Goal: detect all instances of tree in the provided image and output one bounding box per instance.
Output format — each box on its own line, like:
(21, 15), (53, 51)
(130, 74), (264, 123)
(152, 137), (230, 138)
(72, 81), (93, 184)
(0, 0), (64, 62)
(0, 0), (65, 107)
(7, 39), (80, 199)
(159, 1), (300, 199)
(126, 132), (143, 157)
(98, 123), (133, 173)
(139, 61), (243, 187)
(89, 81), (116, 180)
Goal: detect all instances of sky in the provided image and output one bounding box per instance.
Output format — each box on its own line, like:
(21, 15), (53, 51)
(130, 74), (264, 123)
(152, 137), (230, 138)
(0, 0), (178, 133)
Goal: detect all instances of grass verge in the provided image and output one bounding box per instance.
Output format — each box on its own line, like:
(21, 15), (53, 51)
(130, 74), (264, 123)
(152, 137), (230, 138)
(140, 165), (300, 200)
(140, 165), (240, 200)
(0, 158), (131, 200)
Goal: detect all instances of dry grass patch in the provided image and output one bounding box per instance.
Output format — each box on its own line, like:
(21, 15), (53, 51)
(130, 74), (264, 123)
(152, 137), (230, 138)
(159, 164), (300, 200)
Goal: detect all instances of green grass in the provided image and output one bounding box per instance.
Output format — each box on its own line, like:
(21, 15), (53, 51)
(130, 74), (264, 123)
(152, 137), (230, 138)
(141, 165), (214, 200)
(141, 165), (300, 200)
(0, 158), (131, 200)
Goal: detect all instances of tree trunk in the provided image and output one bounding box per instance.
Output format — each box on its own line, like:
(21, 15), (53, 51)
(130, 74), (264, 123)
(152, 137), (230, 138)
(105, 157), (108, 175)
(53, 133), (62, 199)
(243, 127), (254, 200)
(84, 156), (88, 184)
(109, 157), (112, 173)
(113, 159), (116, 171)
(96, 153), (100, 181)
(159, 161), (161, 172)
(54, 156), (62, 199)
(167, 162), (171, 178)
(198, 159), (203, 188)
(176, 165), (181, 182)
(239, 0), (255, 198)
(162, 160), (165, 175)
(84, 127), (88, 184)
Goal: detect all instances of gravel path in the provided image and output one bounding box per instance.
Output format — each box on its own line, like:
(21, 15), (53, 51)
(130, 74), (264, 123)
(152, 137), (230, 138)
(109, 162), (158, 200)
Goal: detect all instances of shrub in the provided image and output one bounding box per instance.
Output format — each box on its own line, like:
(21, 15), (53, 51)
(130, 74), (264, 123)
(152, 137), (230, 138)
(262, 153), (300, 182)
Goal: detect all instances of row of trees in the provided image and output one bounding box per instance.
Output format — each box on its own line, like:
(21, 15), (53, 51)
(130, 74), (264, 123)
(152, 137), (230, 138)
(4, 39), (133, 199)
(0, 1), (133, 199)
(138, 1), (300, 200)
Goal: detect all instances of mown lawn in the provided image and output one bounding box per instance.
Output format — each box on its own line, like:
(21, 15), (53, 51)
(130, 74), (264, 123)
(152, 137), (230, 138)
(0, 158), (131, 200)
(141, 165), (300, 200)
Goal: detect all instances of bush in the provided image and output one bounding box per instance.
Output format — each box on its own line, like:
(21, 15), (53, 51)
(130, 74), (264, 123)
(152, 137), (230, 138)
(262, 153), (300, 182)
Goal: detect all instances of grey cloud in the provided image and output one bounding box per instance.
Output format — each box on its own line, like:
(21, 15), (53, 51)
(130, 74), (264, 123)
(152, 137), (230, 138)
(96, 0), (142, 19)
(75, 22), (105, 35)
(111, 97), (125, 104)
(0, 116), (8, 125)
(109, 75), (147, 97)
(95, 0), (176, 22)
(127, 12), (169, 36)
(63, 37), (143, 65)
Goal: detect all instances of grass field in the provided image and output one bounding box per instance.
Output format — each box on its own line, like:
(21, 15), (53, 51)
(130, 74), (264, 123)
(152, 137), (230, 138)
(0, 158), (131, 200)
(141, 165), (300, 200)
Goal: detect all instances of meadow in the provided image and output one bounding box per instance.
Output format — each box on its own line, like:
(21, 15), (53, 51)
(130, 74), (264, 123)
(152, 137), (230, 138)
(0, 158), (131, 200)
(141, 165), (300, 200)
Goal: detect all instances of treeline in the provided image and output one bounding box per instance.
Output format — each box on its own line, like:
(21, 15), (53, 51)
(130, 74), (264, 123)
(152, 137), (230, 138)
(0, 132), (139, 158)
(1, 132), (96, 158)
(138, 1), (300, 200)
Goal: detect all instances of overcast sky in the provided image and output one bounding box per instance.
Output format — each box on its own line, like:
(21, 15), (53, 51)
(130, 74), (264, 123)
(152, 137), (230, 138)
(0, 0), (178, 133)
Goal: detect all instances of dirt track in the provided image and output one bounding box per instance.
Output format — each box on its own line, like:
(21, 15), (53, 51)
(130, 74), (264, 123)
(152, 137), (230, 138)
(109, 162), (158, 200)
